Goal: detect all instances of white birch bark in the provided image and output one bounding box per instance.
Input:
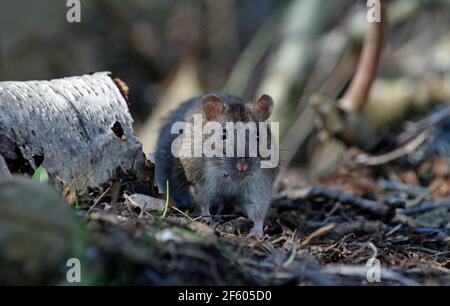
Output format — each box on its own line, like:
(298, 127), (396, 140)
(0, 72), (144, 189)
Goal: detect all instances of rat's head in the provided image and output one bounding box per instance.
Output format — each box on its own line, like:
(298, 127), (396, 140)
(201, 93), (274, 182)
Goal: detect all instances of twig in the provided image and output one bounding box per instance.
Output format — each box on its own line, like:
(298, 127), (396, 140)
(171, 205), (194, 221)
(193, 214), (240, 221)
(355, 131), (429, 166)
(324, 265), (420, 286)
(307, 187), (391, 217)
(280, 186), (391, 217)
(282, 230), (298, 268)
(396, 105), (450, 145)
(401, 201), (450, 216)
(333, 221), (385, 238)
(395, 226), (450, 235)
(88, 186), (111, 213)
(386, 224), (402, 236)
(300, 224), (335, 248)
(378, 179), (428, 196)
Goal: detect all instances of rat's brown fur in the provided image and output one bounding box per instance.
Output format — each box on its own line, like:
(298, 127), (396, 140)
(155, 92), (277, 237)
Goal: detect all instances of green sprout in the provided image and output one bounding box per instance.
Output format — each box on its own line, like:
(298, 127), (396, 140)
(32, 166), (49, 184)
(160, 180), (170, 218)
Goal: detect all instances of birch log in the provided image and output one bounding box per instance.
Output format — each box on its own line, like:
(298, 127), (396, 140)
(0, 72), (145, 190)
(0, 155), (11, 177)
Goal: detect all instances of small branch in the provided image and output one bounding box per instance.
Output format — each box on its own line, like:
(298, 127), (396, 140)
(333, 221), (385, 238)
(378, 179), (428, 196)
(300, 224), (335, 248)
(88, 186), (111, 213)
(171, 205), (194, 221)
(279, 186), (391, 217)
(396, 105), (450, 145)
(309, 187), (390, 217)
(355, 131), (428, 166)
(340, 0), (387, 112)
(401, 201), (450, 216)
(324, 265), (420, 286)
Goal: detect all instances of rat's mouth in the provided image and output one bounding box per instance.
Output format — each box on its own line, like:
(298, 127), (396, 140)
(224, 172), (249, 182)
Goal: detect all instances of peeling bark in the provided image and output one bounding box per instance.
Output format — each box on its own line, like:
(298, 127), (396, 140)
(0, 155), (11, 177)
(0, 72), (145, 190)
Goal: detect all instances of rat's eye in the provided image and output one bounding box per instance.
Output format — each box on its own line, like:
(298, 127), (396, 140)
(222, 128), (227, 140)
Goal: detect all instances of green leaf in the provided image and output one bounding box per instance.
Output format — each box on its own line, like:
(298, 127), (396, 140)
(32, 166), (49, 184)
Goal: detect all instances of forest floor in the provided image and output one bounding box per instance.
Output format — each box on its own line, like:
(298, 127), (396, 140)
(77, 107), (450, 286)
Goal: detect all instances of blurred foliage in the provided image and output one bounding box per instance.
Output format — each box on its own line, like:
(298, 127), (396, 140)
(2, 0), (450, 164)
(0, 0), (284, 122)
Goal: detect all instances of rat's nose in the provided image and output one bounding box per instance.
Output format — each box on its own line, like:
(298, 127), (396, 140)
(236, 160), (248, 172)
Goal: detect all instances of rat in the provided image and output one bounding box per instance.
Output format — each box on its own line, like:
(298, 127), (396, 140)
(154, 92), (278, 237)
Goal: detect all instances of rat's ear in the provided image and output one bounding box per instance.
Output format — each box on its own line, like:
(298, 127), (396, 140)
(251, 94), (273, 121)
(202, 94), (225, 120)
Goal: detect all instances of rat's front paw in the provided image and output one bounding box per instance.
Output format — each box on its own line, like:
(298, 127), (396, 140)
(247, 221), (264, 238)
(199, 215), (213, 225)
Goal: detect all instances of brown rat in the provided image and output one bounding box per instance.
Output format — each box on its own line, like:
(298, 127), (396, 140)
(155, 92), (278, 237)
